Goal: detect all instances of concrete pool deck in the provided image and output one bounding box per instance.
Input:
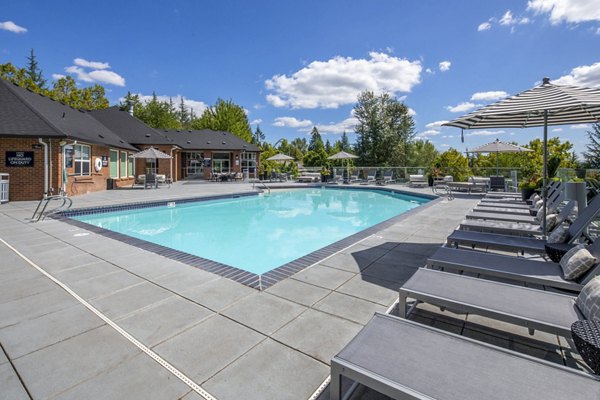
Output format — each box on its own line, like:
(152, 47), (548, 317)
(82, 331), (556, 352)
(0, 181), (590, 400)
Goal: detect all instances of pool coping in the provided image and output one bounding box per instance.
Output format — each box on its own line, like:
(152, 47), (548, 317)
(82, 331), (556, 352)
(56, 186), (441, 290)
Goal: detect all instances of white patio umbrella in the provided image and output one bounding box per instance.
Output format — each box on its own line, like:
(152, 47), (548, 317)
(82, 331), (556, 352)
(328, 151), (359, 181)
(469, 139), (532, 175)
(130, 147), (173, 159)
(266, 153), (295, 162)
(444, 77), (600, 235)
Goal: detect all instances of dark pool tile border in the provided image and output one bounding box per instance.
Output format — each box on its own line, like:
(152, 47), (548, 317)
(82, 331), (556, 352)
(56, 186), (440, 290)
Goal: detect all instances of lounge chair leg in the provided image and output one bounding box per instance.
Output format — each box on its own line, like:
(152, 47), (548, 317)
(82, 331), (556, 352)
(528, 327), (535, 335)
(398, 292), (408, 318)
(440, 306), (446, 312)
(330, 368), (342, 400)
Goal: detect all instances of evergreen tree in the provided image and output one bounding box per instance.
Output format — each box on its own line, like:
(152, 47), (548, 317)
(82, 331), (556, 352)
(339, 131), (350, 152)
(325, 139), (332, 154)
(353, 91), (415, 166)
(584, 123), (600, 168)
(178, 98), (190, 128)
(308, 126), (324, 152)
(25, 49), (46, 89)
(253, 124), (265, 145)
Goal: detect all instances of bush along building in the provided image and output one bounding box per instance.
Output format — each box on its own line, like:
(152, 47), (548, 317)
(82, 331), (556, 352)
(0, 78), (260, 201)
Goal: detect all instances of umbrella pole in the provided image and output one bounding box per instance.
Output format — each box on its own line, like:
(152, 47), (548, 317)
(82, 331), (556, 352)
(542, 110), (548, 237)
(496, 152), (499, 175)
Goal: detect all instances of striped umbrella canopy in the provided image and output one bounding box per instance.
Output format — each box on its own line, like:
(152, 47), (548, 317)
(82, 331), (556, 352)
(444, 78), (600, 235)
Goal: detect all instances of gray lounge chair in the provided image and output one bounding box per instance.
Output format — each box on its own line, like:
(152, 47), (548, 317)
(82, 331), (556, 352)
(460, 201), (576, 236)
(409, 174), (427, 187)
(379, 170), (395, 185)
(473, 190), (564, 215)
(361, 170), (376, 185)
(427, 244), (600, 292)
(331, 313), (600, 400)
(447, 194), (600, 255)
(398, 268), (591, 337)
(481, 181), (561, 203)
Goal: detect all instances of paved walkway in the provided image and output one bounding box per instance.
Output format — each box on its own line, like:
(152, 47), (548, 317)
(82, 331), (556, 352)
(0, 182), (587, 400)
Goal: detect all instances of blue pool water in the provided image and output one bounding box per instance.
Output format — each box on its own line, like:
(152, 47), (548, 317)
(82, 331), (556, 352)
(73, 188), (429, 274)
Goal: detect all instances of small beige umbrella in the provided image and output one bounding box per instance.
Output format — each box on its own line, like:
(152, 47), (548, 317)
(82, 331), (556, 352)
(328, 151), (358, 182)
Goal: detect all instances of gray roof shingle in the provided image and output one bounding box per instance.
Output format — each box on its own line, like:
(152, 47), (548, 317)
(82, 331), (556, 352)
(161, 129), (260, 152)
(0, 78), (137, 151)
(89, 107), (174, 146)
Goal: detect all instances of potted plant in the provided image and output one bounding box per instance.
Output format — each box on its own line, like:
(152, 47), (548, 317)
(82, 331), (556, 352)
(428, 164), (443, 187)
(565, 177), (587, 212)
(320, 167), (331, 183)
(519, 176), (541, 201)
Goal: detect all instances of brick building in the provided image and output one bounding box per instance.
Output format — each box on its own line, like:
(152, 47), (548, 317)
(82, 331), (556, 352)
(0, 78), (260, 201)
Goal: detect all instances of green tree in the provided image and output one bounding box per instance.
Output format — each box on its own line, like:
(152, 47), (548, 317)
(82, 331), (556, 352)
(1, 62), (39, 91)
(130, 92), (180, 129)
(408, 140), (439, 168)
(308, 126), (325, 152)
(354, 91), (415, 166)
(584, 123), (600, 168)
(434, 148), (471, 182)
(177, 98), (191, 128)
(26, 49), (46, 89)
(290, 137), (308, 154)
(339, 131), (351, 152)
(192, 98), (253, 142)
(324, 139), (332, 154)
(303, 149), (328, 167)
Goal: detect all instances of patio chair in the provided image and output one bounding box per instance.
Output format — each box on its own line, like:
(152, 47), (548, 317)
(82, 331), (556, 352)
(466, 192), (566, 224)
(398, 268), (600, 337)
(460, 201), (576, 236)
(144, 173), (157, 189)
(447, 194), (600, 254)
(330, 313), (600, 400)
(473, 190), (564, 215)
(360, 170), (376, 185)
(408, 174), (427, 188)
(427, 243), (600, 292)
(489, 175), (507, 191)
(378, 170), (395, 185)
(348, 171), (360, 183)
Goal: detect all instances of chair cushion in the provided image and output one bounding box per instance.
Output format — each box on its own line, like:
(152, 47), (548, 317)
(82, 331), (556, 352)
(576, 276), (600, 320)
(547, 224), (570, 244)
(546, 213), (558, 231)
(531, 193), (541, 202)
(561, 244), (597, 281)
(534, 199), (544, 211)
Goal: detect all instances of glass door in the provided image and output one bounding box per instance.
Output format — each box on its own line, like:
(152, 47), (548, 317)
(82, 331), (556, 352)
(186, 152), (203, 176)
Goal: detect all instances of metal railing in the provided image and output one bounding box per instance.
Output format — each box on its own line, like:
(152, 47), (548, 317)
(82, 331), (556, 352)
(31, 194), (73, 222)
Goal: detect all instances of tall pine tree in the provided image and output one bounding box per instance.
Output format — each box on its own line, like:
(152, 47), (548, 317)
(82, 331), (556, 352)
(308, 126), (324, 152)
(253, 124), (265, 145)
(26, 49), (46, 89)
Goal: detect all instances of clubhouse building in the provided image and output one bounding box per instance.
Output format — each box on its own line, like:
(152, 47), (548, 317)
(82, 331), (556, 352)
(0, 78), (260, 201)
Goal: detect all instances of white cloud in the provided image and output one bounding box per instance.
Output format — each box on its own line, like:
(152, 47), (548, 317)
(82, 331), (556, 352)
(442, 135), (455, 139)
(440, 144), (450, 148)
(425, 120), (449, 129)
(439, 61), (451, 72)
(553, 61), (600, 87)
(407, 108), (416, 116)
(470, 91), (509, 101)
(51, 73), (66, 80)
(315, 116), (358, 134)
(425, 68), (434, 74)
(446, 102), (479, 113)
(250, 119), (262, 125)
(466, 129), (506, 137)
(265, 52), (422, 109)
(127, 93), (207, 116)
(552, 127), (564, 132)
(417, 129), (441, 138)
(74, 58), (110, 70)
(571, 124), (590, 129)
(527, 0), (600, 24)
(597, 27), (600, 34)
(273, 117), (313, 128)
(65, 66), (126, 87)
(478, 21), (492, 31)
(0, 21), (27, 34)
(253, 104), (265, 110)
(499, 10), (531, 25)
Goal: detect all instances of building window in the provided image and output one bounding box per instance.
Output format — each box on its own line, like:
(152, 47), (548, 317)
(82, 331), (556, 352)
(212, 152), (230, 173)
(128, 154), (134, 177)
(120, 151), (128, 178)
(109, 150), (118, 178)
(241, 152), (257, 175)
(74, 144), (90, 176)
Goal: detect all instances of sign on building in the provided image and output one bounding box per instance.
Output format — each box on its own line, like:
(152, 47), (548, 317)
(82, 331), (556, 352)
(6, 151), (34, 167)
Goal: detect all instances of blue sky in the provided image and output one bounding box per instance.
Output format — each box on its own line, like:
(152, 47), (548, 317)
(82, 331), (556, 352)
(2, 0), (600, 157)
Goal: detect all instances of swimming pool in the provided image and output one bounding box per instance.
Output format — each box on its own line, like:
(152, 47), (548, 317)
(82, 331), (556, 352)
(69, 188), (430, 287)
